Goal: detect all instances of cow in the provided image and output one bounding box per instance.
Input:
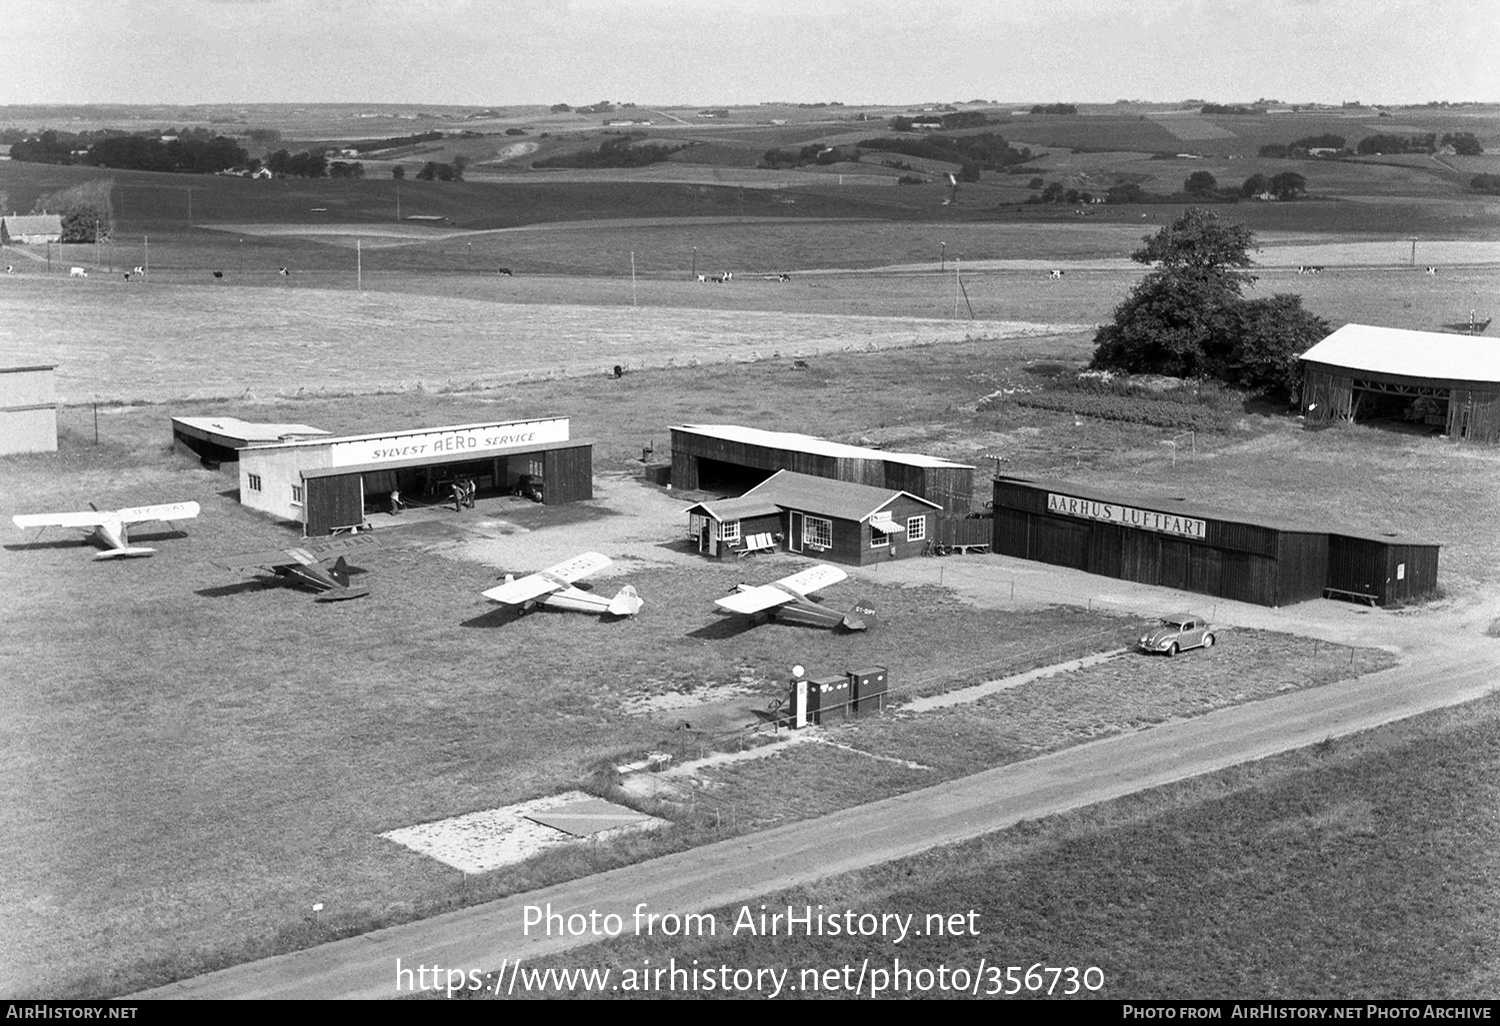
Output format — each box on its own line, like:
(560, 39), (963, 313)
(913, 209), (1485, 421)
(793, 359), (810, 370)
(123, 272), (131, 281)
(278, 267), (290, 277)
(496, 268), (512, 276)
(212, 271), (224, 279)
(1424, 266), (1438, 276)
(132, 266), (145, 276)
(4, 265), (12, 274)
(1297, 265), (1325, 275)
(612, 365), (625, 379)
(1048, 269), (1065, 280)
(69, 267), (87, 278)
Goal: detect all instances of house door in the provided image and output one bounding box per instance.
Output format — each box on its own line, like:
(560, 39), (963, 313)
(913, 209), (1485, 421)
(789, 511), (804, 553)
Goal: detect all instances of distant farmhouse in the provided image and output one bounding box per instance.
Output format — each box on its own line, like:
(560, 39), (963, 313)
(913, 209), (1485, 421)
(0, 214), (62, 245)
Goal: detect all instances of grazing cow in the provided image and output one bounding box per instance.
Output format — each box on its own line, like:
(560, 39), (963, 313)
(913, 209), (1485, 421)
(496, 267), (512, 277)
(69, 267), (87, 278)
(1424, 266), (1438, 276)
(1296, 265), (1324, 275)
(278, 267), (290, 277)
(612, 365), (624, 379)
(4, 265), (12, 274)
(793, 359), (810, 370)
(212, 271), (224, 279)
(123, 272), (131, 281)
(777, 273), (792, 282)
(1048, 269), (1065, 280)
(132, 266), (145, 276)
(695, 274), (707, 283)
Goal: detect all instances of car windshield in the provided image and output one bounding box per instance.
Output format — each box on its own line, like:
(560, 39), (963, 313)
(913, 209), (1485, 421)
(1162, 619), (1190, 628)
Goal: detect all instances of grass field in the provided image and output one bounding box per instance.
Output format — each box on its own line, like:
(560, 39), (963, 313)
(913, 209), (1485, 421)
(4, 110), (1500, 999)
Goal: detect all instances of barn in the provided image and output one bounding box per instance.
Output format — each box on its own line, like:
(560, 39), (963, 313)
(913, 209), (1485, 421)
(684, 470), (942, 566)
(669, 424), (975, 514)
(236, 418), (595, 536)
(1300, 323), (1500, 441)
(0, 214), (63, 245)
(991, 476), (1440, 608)
(0, 365), (58, 455)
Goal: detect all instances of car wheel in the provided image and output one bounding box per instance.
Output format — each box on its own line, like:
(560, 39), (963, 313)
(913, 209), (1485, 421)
(1203, 633), (1215, 649)
(1167, 642), (1178, 657)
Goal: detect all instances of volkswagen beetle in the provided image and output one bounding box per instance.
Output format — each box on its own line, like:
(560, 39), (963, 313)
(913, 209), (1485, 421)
(1137, 613), (1216, 656)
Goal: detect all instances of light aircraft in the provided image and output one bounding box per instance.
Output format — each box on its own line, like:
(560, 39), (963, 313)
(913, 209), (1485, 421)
(482, 551), (643, 617)
(214, 535), (380, 601)
(714, 564), (875, 631)
(11, 501), (200, 559)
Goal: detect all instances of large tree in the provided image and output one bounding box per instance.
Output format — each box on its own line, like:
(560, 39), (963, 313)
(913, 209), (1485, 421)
(1091, 208), (1324, 402)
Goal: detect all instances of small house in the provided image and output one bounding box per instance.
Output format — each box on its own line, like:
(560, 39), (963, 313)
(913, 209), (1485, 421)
(0, 214), (63, 245)
(684, 470), (941, 566)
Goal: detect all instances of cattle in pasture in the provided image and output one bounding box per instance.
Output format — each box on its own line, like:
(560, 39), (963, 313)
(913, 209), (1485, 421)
(69, 267), (87, 278)
(212, 271), (224, 279)
(4, 265), (12, 274)
(1424, 266), (1438, 276)
(695, 274), (707, 283)
(123, 273), (131, 281)
(778, 273), (791, 282)
(612, 365), (625, 379)
(1048, 269), (1065, 280)
(793, 359), (810, 370)
(496, 268), (512, 276)
(1296, 265), (1324, 275)
(132, 266), (145, 276)
(278, 267), (290, 277)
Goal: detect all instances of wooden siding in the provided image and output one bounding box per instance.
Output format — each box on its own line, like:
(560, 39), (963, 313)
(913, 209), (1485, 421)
(542, 444), (594, 504)
(1274, 532), (1331, 604)
(1300, 367), (1354, 426)
(1450, 388), (1500, 442)
(1327, 535), (1440, 606)
(305, 475), (364, 536)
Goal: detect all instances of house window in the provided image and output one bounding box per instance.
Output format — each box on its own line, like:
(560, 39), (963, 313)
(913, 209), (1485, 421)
(870, 526), (888, 548)
(907, 516), (927, 543)
(290, 485), (304, 506)
(247, 474), (262, 491)
(804, 516), (833, 550)
(720, 519), (741, 543)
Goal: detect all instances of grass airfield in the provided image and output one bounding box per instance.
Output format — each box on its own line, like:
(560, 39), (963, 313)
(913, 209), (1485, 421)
(3, 112), (1500, 997)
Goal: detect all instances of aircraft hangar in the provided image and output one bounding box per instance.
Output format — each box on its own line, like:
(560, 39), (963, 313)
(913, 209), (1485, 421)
(235, 417), (595, 535)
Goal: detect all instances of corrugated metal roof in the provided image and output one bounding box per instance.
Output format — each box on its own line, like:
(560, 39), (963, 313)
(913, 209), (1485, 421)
(746, 470), (941, 521)
(172, 416), (330, 443)
(995, 475), (1331, 535)
(1300, 323), (1500, 383)
(673, 424), (973, 469)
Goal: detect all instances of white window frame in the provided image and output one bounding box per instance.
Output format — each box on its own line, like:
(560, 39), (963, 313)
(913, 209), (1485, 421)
(720, 519), (741, 543)
(290, 484), (304, 507)
(907, 515), (927, 543)
(804, 516), (833, 550)
(247, 473), (262, 491)
(870, 524), (889, 548)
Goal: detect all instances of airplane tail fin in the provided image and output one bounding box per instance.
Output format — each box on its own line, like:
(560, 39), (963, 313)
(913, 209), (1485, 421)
(330, 556), (351, 587)
(841, 599), (876, 632)
(606, 584), (644, 618)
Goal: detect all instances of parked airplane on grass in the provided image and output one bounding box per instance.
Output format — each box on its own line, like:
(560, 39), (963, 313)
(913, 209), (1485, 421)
(11, 501), (200, 559)
(214, 535), (379, 601)
(483, 551), (643, 617)
(715, 564), (875, 631)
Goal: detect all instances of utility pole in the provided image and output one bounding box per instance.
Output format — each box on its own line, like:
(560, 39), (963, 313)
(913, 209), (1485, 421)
(144, 234), (149, 278)
(395, 181), (401, 221)
(630, 250), (637, 306)
(940, 241), (946, 273)
(953, 257), (961, 319)
(239, 237), (243, 275)
(357, 238), (362, 291)
(187, 187), (192, 223)
(691, 246), (697, 280)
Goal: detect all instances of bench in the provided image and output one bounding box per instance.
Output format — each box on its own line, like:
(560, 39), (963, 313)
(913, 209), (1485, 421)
(737, 532), (777, 557)
(1324, 587), (1379, 607)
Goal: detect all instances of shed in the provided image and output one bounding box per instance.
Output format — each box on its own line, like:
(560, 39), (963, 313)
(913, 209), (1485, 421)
(172, 416), (330, 467)
(686, 469), (941, 566)
(1325, 531), (1441, 606)
(670, 423), (975, 514)
(1300, 323), (1500, 441)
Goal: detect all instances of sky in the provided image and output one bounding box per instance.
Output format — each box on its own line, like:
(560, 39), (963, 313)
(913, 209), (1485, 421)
(2, 0), (1496, 108)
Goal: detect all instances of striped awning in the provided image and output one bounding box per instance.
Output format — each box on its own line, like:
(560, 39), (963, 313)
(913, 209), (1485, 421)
(868, 514), (901, 534)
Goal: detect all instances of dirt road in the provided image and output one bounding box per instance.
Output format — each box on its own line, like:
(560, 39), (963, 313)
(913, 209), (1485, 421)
(133, 642), (1500, 1000)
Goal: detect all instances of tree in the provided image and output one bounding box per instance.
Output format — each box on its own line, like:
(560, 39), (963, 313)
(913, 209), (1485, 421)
(1184, 170), (1218, 196)
(34, 180), (115, 242)
(1090, 209), (1326, 403)
(1268, 170), (1307, 200)
(451, 155), (468, 181)
(1240, 173), (1271, 198)
(391, 165), (405, 180)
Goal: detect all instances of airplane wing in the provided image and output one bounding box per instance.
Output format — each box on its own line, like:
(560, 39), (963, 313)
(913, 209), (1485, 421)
(115, 501), (201, 524)
(297, 535), (381, 558)
(482, 552), (613, 606)
(772, 564), (848, 598)
(13, 510), (115, 530)
(715, 584), (800, 615)
(214, 548), (301, 571)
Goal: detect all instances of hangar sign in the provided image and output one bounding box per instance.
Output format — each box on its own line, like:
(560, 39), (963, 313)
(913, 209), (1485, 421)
(1047, 493), (1207, 539)
(329, 418), (570, 468)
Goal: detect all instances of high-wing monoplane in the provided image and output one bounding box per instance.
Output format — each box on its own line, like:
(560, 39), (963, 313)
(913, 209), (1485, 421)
(214, 534), (379, 601)
(11, 501), (200, 559)
(714, 564), (874, 631)
(482, 551), (643, 617)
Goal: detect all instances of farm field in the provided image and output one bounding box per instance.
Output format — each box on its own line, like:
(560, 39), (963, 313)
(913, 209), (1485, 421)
(4, 107), (1500, 1000)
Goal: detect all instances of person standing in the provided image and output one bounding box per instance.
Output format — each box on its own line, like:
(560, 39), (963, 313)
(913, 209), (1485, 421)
(389, 487), (404, 515)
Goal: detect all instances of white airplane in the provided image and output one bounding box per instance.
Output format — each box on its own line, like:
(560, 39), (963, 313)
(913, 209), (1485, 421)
(715, 563), (875, 631)
(482, 551), (643, 617)
(11, 501), (200, 560)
